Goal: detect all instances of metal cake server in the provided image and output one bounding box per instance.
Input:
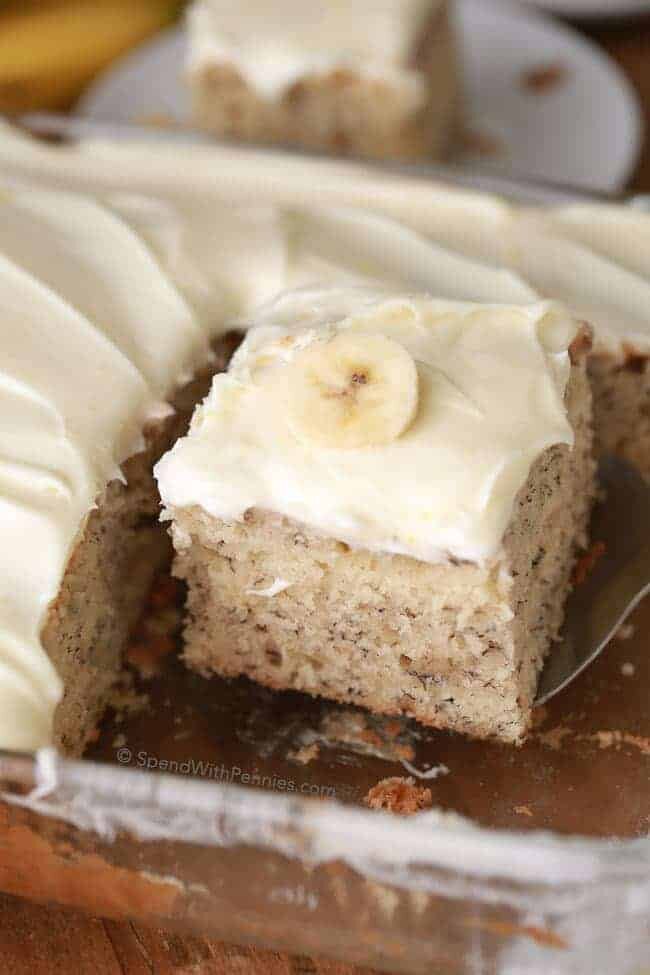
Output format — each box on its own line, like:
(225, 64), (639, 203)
(536, 454), (650, 703)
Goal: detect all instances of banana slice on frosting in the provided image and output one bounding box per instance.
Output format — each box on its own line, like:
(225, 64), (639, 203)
(283, 332), (419, 449)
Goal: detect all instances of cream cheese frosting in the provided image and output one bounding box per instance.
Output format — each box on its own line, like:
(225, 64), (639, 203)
(187, 0), (437, 102)
(402, 196), (650, 357)
(0, 187), (209, 396)
(156, 289), (577, 567)
(108, 194), (290, 328)
(281, 206), (538, 305)
(2, 126), (650, 354)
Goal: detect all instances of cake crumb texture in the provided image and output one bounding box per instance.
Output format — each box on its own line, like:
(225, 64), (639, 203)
(364, 776), (433, 814)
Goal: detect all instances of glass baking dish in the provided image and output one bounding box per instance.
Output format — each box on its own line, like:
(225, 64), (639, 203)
(0, 129), (648, 973)
(0, 733), (649, 975)
(0, 462), (648, 975)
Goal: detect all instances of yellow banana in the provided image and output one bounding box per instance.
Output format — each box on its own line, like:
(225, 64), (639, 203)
(0, 0), (179, 112)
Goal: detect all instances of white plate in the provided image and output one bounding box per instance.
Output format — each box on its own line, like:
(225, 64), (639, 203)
(517, 0), (650, 19)
(79, 0), (642, 192)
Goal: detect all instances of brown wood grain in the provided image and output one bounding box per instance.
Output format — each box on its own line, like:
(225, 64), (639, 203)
(1, 16), (650, 975)
(0, 892), (380, 975)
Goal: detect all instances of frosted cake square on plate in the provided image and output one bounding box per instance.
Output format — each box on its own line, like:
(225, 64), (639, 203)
(186, 0), (460, 161)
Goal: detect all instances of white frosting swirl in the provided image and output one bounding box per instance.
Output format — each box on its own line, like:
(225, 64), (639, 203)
(396, 194), (650, 357)
(1, 126), (648, 354)
(0, 187), (208, 396)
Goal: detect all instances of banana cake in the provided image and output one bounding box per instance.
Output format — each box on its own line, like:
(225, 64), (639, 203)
(156, 288), (595, 743)
(0, 184), (267, 753)
(0, 176), (548, 754)
(186, 0), (459, 161)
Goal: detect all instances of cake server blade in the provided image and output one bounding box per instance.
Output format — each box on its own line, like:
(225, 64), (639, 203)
(537, 454), (650, 703)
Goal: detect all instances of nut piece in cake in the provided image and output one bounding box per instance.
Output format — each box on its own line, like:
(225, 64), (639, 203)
(186, 0), (460, 161)
(156, 288), (595, 744)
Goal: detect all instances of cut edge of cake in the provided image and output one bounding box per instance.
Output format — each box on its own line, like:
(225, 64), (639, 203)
(45, 333), (241, 756)
(589, 346), (650, 481)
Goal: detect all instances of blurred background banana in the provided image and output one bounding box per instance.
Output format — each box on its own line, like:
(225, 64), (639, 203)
(0, 0), (182, 112)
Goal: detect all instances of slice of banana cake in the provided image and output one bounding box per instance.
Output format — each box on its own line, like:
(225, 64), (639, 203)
(186, 0), (459, 161)
(156, 287), (595, 743)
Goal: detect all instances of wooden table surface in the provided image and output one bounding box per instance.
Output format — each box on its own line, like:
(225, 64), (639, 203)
(2, 14), (650, 975)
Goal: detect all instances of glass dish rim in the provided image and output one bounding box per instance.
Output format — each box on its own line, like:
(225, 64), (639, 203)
(1, 747), (648, 895)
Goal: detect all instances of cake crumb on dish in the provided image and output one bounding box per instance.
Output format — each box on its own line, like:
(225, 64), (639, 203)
(364, 776), (433, 815)
(537, 724), (650, 757)
(537, 725), (573, 751)
(288, 742), (321, 766)
(514, 804), (533, 817)
(522, 62), (569, 94)
(589, 730), (650, 757)
(107, 672), (150, 724)
(621, 662), (636, 677)
(531, 705), (549, 730)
